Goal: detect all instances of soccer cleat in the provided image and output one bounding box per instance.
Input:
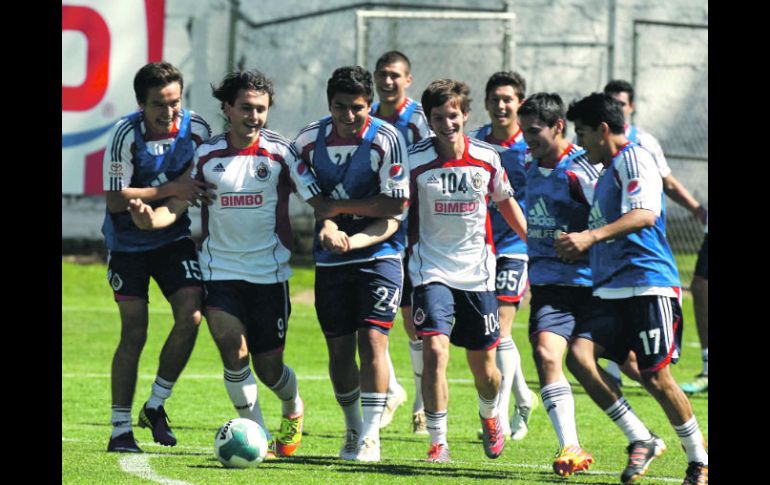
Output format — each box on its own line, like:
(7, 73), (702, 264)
(682, 462), (708, 484)
(412, 410), (429, 435)
(511, 388), (540, 441)
(553, 444), (594, 477)
(380, 385), (407, 429)
(681, 374), (708, 395)
(138, 403), (177, 446)
(107, 431), (143, 453)
(479, 414), (505, 459)
(339, 429), (360, 460)
(620, 433), (666, 484)
(425, 443), (451, 463)
(354, 436), (381, 462)
(275, 400), (304, 457)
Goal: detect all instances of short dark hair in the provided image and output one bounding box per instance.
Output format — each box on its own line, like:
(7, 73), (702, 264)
(133, 62), (184, 105)
(421, 79), (472, 119)
(211, 70), (275, 110)
(566, 92), (626, 134)
(517, 92), (564, 127)
(326, 66), (374, 105)
(603, 79), (635, 104)
(375, 50), (412, 73)
(485, 71), (526, 101)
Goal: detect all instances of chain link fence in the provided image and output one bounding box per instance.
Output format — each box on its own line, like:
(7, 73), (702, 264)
(632, 20), (708, 285)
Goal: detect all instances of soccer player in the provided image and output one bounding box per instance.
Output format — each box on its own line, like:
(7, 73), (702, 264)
(603, 80), (708, 388)
(469, 71), (538, 442)
(557, 92), (708, 484)
(518, 93), (599, 477)
(681, 220), (708, 394)
(370, 50), (431, 434)
(291, 66), (410, 462)
(102, 62), (213, 453)
(408, 79), (527, 463)
(129, 70), (317, 457)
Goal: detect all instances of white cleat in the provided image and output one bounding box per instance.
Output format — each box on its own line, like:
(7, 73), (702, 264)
(354, 436), (381, 462)
(339, 429), (360, 460)
(379, 385), (407, 429)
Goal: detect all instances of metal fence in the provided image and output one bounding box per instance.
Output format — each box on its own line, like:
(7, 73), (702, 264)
(632, 20), (708, 268)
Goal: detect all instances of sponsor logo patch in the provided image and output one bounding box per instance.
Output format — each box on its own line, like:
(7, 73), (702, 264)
(390, 164), (406, 181)
(220, 192), (264, 208)
(627, 179), (642, 196)
(434, 200), (479, 215)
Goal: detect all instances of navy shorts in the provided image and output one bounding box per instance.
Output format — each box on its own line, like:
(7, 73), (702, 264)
(315, 258), (403, 338)
(412, 282), (500, 351)
(495, 257), (528, 307)
(528, 285), (594, 341)
(574, 295), (683, 373)
(204, 280), (290, 355)
(400, 253), (413, 308)
(106, 237), (202, 301)
(694, 234), (708, 279)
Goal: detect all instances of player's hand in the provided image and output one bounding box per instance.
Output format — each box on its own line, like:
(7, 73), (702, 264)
(554, 230), (595, 262)
(171, 165), (217, 207)
(127, 198), (155, 230)
(319, 227), (350, 253)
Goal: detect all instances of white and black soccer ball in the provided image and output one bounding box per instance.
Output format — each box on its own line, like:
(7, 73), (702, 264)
(213, 418), (269, 468)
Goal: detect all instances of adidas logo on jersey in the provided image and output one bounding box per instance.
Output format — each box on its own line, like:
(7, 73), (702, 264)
(426, 174), (440, 185)
(588, 204), (607, 230)
(213, 163), (225, 172)
(527, 198), (555, 226)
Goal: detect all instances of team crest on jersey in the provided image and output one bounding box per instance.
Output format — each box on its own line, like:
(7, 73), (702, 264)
(472, 172), (484, 191)
(254, 162), (270, 181)
(110, 272), (123, 291)
(413, 308), (426, 326)
(627, 179), (642, 196)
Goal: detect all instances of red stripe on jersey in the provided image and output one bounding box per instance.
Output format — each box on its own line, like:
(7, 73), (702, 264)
(565, 170), (589, 205)
(485, 204), (496, 253)
(275, 161), (294, 251)
(486, 125), (522, 148)
(612, 141), (632, 158)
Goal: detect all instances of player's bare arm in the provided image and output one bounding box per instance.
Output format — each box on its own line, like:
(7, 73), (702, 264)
(318, 218), (350, 253)
(106, 164), (216, 213)
(128, 197), (189, 230)
(554, 208), (656, 260)
(496, 196), (527, 242)
(662, 174), (707, 224)
(345, 217), (401, 253)
(317, 193), (408, 220)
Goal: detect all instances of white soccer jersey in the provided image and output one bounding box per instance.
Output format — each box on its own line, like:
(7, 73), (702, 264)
(103, 111), (211, 191)
(194, 129), (320, 284)
(626, 124), (671, 178)
(407, 135), (514, 291)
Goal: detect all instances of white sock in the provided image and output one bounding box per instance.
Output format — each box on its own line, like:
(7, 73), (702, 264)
(541, 380), (579, 447)
(674, 416), (708, 465)
(408, 340), (424, 412)
(478, 392), (499, 419)
(111, 405), (132, 437)
(335, 387), (362, 434)
(223, 366), (271, 440)
(496, 337), (517, 427)
(425, 410), (448, 445)
(604, 397), (652, 443)
(361, 392), (386, 441)
(604, 360), (622, 381)
(268, 365), (302, 416)
(146, 376), (174, 410)
(508, 340), (533, 407)
(385, 346), (400, 394)
(701, 348), (708, 375)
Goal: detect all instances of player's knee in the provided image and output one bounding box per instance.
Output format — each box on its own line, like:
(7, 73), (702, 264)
(640, 368), (672, 394)
(119, 326), (148, 349)
(170, 288), (203, 324)
(254, 354), (284, 386)
(533, 343), (559, 369)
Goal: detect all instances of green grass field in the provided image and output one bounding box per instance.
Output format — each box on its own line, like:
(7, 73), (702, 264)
(62, 259), (707, 484)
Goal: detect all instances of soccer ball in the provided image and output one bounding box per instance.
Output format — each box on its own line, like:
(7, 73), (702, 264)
(213, 418), (269, 468)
